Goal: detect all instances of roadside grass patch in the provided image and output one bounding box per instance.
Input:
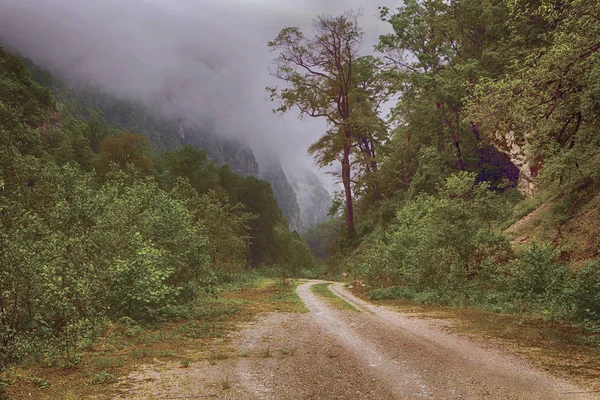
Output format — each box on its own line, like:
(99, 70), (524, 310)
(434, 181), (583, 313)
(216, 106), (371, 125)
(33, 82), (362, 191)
(177, 321), (224, 339)
(91, 356), (125, 370)
(1, 277), (305, 399)
(31, 377), (51, 389)
(221, 375), (231, 390)
(311, 283), (359, 312)
(91, 370), (115, 385)
(225, 279), (307, 313)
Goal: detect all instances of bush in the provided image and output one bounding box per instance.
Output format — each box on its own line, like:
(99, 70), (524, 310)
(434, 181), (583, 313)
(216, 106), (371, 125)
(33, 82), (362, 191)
(350, 173), (600, 328)
(352, 173), (509, 297)
(504, 244), (568, 301)
(369, 286), (415, 301)
(571, 258), (600, 323)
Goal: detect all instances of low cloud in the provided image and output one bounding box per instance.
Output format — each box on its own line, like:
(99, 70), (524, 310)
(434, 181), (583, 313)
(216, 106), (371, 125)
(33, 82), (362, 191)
(0, 0), (397, 173)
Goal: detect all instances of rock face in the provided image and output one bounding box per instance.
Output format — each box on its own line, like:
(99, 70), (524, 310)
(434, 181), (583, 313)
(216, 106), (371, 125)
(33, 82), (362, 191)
(258, 155), (332, 233)
(259, 156), (303, 232)
(34, 73), (262, 177)
(183, 127), (259, 177)
(290, 169), (331, 232)
(492, 130), (538, 196)
(24, 56), (328, 229)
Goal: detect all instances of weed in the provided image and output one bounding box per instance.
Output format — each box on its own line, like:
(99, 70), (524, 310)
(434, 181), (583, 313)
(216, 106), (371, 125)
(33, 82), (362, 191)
(575, 335), (600, 347)
(0, 376), (9, 397)
(261, 348), (271, 358)
(115, 317), (143, 338)
(157, 350), (177, 357)
(31, 377), (51, 389)
(239, 349), (249, 357)
(207, 351), (228, 365)
(177, 321), (223, 339)
(91, 356), (124, 370)
(130, 348), (154, 360)
(191, 298), (240, 321)
(91, 370), (116, 385)
(311, 283), (358, 312)
(221, 375), (231, 390)
(146, 332), (164, 343)
(179, 359), (190, 368)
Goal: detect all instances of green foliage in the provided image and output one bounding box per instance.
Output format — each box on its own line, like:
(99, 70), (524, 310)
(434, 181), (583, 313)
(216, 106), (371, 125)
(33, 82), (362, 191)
(31, 378), (51, 389)
(313, 0), (600, 335)
(352, 173), (510, 295)
(353, 172), (600, 327)
(571, 258), (600, 324)
(467, 0), (600, 186)
(369, 286), (416, 301)
(91, 370), (116, 385)
(0, 48), (316, 369)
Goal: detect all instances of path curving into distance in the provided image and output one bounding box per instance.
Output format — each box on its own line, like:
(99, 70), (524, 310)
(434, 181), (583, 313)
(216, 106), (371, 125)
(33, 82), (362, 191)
(272, 280), (594, 400)
(115, 280), (598, 399)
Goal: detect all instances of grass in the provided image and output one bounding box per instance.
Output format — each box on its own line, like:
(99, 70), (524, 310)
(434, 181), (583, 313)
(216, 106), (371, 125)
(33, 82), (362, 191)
(311, 283), (359, 312)
(221, 375), (231, 390)
(1, 277), (307, 399)
(505, 181), (600, 264)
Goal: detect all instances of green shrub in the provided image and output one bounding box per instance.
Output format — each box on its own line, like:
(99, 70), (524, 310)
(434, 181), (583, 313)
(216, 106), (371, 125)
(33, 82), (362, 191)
(502, 243), (571, 316)
(571, 258), (600, 323)
(369, 286), (415, 301)
(91, 370), (115, 385)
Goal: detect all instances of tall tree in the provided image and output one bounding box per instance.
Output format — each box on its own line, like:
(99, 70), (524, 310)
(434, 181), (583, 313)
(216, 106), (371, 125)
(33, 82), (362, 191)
(268, 12), (383, 237)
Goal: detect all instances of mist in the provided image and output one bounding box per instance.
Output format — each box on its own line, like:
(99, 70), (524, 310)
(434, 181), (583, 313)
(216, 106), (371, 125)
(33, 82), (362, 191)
(0, 0), (397, 179)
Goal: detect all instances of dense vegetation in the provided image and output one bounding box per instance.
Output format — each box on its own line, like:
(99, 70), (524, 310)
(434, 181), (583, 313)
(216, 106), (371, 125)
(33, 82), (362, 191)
(0, 47), (315, 368)
(2, 0), (600, 378)
(283, 1), (600, 329)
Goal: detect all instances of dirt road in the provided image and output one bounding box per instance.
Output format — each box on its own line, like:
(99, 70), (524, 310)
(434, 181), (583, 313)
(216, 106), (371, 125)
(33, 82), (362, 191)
(116, 280), (597, 399)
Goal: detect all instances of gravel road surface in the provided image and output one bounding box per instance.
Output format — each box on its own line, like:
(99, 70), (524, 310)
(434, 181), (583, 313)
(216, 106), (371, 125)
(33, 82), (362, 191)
(116, 280), (597, 399)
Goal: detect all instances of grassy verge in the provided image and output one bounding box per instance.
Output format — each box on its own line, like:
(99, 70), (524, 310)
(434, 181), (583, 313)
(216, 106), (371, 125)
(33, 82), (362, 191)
(354, 290), (600, 391)
(311, 283), (358, 312)
(0, 277), (306, 399)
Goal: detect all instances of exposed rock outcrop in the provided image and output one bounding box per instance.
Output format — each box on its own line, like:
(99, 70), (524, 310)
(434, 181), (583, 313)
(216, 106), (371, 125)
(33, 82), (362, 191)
(492, 130), (538, 196)
(258, 156), (302, 232)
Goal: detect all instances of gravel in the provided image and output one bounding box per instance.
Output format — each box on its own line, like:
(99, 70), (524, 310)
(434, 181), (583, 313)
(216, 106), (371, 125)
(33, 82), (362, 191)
(114, 280), (598, 400)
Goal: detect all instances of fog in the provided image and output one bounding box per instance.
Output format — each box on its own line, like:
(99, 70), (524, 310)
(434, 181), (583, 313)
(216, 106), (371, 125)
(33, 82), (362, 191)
(0, 0), (398, 180)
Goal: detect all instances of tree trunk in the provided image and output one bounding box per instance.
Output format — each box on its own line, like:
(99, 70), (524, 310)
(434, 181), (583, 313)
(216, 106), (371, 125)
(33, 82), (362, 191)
(438, 103), (465, 171)
(341, 140), (355, 237)
(471, 122), (485, 172)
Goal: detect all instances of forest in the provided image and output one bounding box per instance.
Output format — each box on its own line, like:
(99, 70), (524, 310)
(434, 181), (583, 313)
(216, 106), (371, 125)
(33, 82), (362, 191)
(1, 0), (600, 396)
(286, 0), (600, 330)
(0, 46), (315, 368)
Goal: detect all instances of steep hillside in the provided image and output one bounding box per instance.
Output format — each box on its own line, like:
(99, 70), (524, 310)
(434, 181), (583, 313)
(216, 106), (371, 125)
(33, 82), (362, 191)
(24, 59), (261, 177)
(0, 44), (318, 377)
(290, 169), (331, 232)
(506, 179), (600, 265)
(259, 155), (302, 231)
(18, 53), (323, 230)
(259, 157), (332, 233)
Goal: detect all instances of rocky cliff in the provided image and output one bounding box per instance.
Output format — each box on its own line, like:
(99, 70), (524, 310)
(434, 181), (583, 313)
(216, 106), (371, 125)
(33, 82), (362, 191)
(290, 169), (331, 232)
(258, 156), (303, 232)
(23, 53), (328, 230)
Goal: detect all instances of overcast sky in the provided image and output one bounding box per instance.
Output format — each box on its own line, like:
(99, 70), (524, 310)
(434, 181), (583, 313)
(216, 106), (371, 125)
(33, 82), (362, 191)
(0, 0), (399, 177)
